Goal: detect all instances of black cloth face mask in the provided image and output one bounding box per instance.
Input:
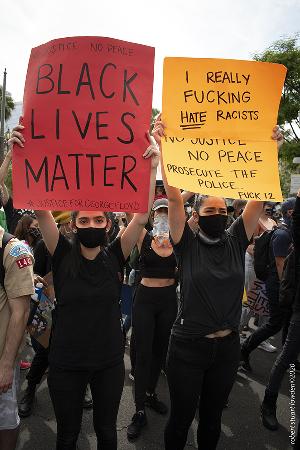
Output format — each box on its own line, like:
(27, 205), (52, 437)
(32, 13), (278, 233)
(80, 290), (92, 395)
(27, 227), (42, 242)
(198, 214), (228, 239)
(76, 227), (107, 248)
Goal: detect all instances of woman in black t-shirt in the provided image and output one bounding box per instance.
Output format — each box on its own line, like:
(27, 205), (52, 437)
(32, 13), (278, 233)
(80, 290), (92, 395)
(152, 115), (283, 450)
(10, 126), (159, 450)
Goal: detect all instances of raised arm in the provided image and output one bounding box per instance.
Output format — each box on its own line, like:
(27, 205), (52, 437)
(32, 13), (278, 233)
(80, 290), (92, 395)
(0, 149), (12, 186)
(0, 183), (9, 206)
(121, 137), (159, 260)
(152, 115), (186, 245)
(9, 126), (59, 255)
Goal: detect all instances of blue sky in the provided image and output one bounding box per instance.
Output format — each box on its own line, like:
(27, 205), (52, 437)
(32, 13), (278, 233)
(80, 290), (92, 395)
(1, 0), (300, 109)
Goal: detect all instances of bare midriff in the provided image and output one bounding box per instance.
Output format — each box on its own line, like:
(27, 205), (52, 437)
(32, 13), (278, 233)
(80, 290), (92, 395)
(141, 278), (176, 288)
(205, 329), (232, 338)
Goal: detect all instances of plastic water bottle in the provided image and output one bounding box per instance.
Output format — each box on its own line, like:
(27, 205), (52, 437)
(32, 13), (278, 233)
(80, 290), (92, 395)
(35, 282), (44, 301)
(153, 214), (170, 246)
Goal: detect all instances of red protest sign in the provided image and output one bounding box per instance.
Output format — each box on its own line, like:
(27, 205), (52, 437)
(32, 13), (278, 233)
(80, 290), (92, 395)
(13, 36), (155, 212)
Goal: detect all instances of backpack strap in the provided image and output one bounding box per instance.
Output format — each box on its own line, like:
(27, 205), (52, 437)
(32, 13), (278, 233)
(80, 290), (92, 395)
(0, 232), (14, 288)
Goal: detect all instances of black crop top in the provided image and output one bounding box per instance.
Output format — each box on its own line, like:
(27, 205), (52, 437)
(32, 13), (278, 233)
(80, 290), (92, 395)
(140, 233), (177, 279)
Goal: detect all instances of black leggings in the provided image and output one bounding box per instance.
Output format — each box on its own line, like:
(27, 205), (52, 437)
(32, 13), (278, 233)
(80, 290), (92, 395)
(165, 332), (240, 450)
(132, 283), (177, 411)
(48, 361), (124, 450)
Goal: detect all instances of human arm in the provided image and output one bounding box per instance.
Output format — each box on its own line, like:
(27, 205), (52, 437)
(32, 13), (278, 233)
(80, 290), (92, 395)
(0, 295), (30, 393)
(0, 183), (9, 207)
(181, 191), (194, 204)
(0, 240), (34, 393)
(152, 115), (186, 244)
(9, 126), (59, 254)
(0, 149), (12, 186)
(272, 228), (292, 281)
(120, 138), (160, 260)
(275, 257), (286, 281)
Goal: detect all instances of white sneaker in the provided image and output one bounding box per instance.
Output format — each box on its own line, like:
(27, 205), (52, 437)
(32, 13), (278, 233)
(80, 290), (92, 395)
(258, 341), (277, 353)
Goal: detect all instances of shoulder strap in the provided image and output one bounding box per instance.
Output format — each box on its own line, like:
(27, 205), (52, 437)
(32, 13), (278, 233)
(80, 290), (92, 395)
(0, 232), (14, 288)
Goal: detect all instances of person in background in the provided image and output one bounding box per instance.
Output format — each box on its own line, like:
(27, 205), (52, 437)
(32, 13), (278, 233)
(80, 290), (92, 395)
(0, 228), (35, 450)
(152, 114), (283, 450)
(241, 198), (296, 372)
(261, 189), (300, 431)
(14, 214), (41, 250)
(154, 180), (166, 200)
(241, 202), (278, 352)
(232, 199), (247, 220)
(127, 198), (178, 440)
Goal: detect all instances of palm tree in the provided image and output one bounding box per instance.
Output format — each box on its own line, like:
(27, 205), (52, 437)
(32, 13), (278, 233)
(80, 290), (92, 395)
(0, 86), (15, 121)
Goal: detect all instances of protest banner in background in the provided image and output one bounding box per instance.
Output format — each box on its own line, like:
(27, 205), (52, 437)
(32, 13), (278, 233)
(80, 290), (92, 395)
(247, 278), (269, 317)
(162, 58), (286, 200)
(13, 36), (155, 212)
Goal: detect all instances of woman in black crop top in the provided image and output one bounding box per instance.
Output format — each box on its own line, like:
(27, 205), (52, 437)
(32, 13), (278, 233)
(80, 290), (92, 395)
(127, 197), (179, 440)
(10, 125), (159, 450)
(152, 115), (283, 450)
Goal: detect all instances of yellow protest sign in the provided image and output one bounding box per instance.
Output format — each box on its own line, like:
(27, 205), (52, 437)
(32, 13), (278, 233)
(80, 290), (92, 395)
(162, 58), (287, 140)
(162, 137), (282, 201)
(162, 58), (286, 200)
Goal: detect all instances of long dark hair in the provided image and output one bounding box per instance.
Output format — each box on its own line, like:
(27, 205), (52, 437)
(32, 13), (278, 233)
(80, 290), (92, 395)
(14, 214), (36, 241)
(66, 211), (110, 278)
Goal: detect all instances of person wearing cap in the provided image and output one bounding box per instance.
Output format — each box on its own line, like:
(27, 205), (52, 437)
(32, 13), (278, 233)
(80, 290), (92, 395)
(154, 180), (166, 200)
(241, 197), (296, 378)
(127, 197), (178, 440)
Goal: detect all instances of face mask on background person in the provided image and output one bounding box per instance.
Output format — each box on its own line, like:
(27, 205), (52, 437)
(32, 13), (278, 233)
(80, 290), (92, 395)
(198, 214), (228, 239)
(76, 227), (107, 248)
(152, 214), (171, 247)
(27, 227), (42, 242)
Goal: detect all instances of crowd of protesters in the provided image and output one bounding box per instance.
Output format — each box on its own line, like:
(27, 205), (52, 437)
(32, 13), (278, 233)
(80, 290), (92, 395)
(0, 116), (299, 450)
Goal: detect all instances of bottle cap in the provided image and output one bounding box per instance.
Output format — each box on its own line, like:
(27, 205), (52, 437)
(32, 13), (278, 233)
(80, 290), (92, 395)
(36, 283), (44, 289)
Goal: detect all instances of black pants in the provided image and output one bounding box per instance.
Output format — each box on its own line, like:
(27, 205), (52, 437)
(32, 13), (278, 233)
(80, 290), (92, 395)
(48, 361), (124, 450)
(266, 320), (300, 397)
(27, 338), (49, 386)
(133, 284), (177, 411)
(165, 332), (240, 450)
(243, 278), (288, 354)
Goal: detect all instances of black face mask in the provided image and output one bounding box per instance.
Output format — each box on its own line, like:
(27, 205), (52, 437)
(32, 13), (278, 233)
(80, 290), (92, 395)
(76, 227), (107, 248)
(198, 214), (228, 238)
(27, 227), (42, 242)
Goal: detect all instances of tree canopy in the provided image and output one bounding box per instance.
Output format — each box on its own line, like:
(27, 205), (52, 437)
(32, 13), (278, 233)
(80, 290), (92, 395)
(0, 86), (15, 121)
(254, 35), (300, 196)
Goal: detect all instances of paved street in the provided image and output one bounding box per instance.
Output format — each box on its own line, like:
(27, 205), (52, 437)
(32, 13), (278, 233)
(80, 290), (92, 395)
(17, 331), (298, 450)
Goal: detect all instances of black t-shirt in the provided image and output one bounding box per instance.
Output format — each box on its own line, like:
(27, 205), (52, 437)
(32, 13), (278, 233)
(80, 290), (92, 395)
(49, 234), (125, 369)
(172, 216), (249, 338)
(268, 227), (292, 283)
